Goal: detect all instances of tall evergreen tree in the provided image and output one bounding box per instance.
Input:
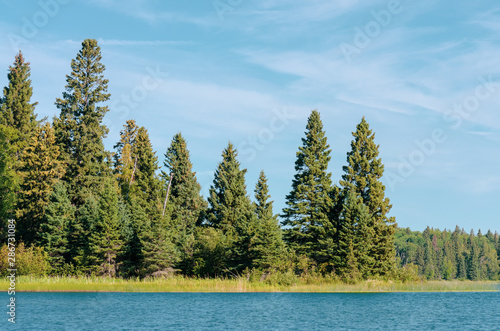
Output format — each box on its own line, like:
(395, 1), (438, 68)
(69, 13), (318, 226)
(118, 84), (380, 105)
(163, 133), (207, 272)
(0, 51), (37, 240)
(207, 143), (256, 272)
(113, 119), (140, 197)
(142, 214), (180, 276)
(163, 133), (206, 232)
(467, 230), (480, 281)
(282, 110), (334, 265)
(339, 117), (396, 276)
(16, 122), (65, 245)
(39, 181), (75, 272)
(53, 38), (111, 204)
(67, 195), (99, 271)
(130, 126), (163, 218)
(335, 188), (373, 278)
(0, 125), (17, 240)
(87, 178), (123, 276)
(251, 170), (285, 270)
(0, 51), (38, 159)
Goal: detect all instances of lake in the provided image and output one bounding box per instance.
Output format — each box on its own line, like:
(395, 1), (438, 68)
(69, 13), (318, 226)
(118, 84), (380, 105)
(3, 292), (499, 330)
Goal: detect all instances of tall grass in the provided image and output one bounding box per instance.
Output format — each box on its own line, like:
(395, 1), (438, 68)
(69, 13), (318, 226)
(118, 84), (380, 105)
(1, 276), (498, 292)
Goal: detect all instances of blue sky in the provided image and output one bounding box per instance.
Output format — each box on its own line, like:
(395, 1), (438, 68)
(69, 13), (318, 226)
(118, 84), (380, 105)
(1, 0), (499, 232)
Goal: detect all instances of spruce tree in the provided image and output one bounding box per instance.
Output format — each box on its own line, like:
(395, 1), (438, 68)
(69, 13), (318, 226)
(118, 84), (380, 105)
(251, 170), (285, 270)
(163, 133), (207, 272)
(0, 51), (38, 159)
(53, 39), (111, 204)
(340, 117), (396, 276)
(0, 125), (17, 240)
(16, 122), (65, 245)
(142, 214), (180, 276)
(39, 181), (75, 272)
(68, 195), (99, 271)
(207, 143), (256, 272)
(163, 133), (206, 232)
(129, 126), (163, 218)
(114, 119), (140, 197)
(335, 188), (373, 278)
(467, 230), (480, 280)
(282, 110), (334, 265)
(87, 178), (122, 276)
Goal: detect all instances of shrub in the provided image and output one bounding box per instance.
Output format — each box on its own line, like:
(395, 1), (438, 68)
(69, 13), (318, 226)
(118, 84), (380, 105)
(0, 243), (50, 276)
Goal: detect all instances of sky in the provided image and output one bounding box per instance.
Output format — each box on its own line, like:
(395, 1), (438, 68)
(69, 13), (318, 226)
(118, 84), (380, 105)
(1, 0), (499, 232)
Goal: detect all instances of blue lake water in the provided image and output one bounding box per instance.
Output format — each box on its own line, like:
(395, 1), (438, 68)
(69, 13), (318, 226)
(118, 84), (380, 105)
(2, 292), (499, 330)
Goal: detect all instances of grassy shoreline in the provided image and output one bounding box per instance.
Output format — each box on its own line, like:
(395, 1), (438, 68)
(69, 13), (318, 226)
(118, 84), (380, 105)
(1, 276), (498, 293)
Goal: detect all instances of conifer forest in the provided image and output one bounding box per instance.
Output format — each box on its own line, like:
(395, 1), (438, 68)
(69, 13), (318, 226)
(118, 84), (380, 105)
(1, 39), (499, 282)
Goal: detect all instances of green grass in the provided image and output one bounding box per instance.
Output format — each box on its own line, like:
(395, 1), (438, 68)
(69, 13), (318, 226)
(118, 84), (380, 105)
(1, 276), (498, 293)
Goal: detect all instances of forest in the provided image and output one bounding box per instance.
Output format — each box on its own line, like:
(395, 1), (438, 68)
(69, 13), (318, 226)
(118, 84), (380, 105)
(0, 39), (499, 282)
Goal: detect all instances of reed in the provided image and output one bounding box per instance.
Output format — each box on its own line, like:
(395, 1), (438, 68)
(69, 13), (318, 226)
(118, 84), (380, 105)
(1, 276), (498, 293)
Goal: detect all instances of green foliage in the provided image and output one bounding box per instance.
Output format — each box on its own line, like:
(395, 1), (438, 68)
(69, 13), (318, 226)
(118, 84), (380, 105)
(113, 119), (140, 197)
(0, 243), (50, 277)
(3, 40), (497, 283)
(395, 227), (499, 280)
(142, 215), (180, 276)
(16, 122), (64, 245)
(0, 125), (18, 239)
(251, 170), (286, 270)
(282, 110), (333, 263)
(39, 181), (75, 272)
(340, 117), (396, 276)
(0, 51), (38, 157)
(207, 143), (257, 273)
(192, 227), (233, 277)
(336, 188), (373, 278)
(54, 38), (111, 204)
(87, 178), (123, 276)
(163, 133), (207, 272)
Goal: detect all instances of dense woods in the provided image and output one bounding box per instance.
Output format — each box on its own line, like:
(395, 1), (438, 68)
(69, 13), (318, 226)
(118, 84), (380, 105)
(1, 39), (499, 282)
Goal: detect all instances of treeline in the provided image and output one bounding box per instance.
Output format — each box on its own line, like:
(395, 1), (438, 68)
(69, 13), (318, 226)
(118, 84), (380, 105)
(396, 227), (500, 280)
(0, 39), (498, 282)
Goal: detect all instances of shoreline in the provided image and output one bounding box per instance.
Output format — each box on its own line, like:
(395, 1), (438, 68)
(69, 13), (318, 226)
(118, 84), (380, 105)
(1, 277), (498, 293)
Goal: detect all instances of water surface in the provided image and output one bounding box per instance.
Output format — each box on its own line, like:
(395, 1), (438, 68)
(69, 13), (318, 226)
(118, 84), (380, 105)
(3, 292), (499, 330)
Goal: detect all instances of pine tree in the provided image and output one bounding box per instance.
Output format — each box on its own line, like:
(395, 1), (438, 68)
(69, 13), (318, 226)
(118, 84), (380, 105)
(162, 133), (207, 272)
(335, 188), (373, 278)
(207, 143), (256, 272)
(282, 110), (334, 265)
(16, 122), (65, 245)
(53, 39), (111, 204)
(87, 178), (122, 276)
(142, 214), (180, 276)
(0, 125), (18, 240)
(129, 126), (162, 218)
(340, 117), (396, 276)
(251, 170), (285, 270)
(467, 230), (480, 280)
(163, 133), (206, 232)
(0, 51), (37, 240)
(0, 51), (38, 159)
(68, 195), (99, 271)
(39, 181), (75, 272)
(114, 119), (140, 197)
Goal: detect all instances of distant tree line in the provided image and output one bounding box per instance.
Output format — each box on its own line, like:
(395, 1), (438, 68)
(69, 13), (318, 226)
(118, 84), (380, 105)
(396, 227), (499, 280)
(0, 39), (498, 281)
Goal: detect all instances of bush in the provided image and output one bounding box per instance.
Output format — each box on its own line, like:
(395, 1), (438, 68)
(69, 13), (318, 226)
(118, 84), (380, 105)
(0, 243), (50, 276)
